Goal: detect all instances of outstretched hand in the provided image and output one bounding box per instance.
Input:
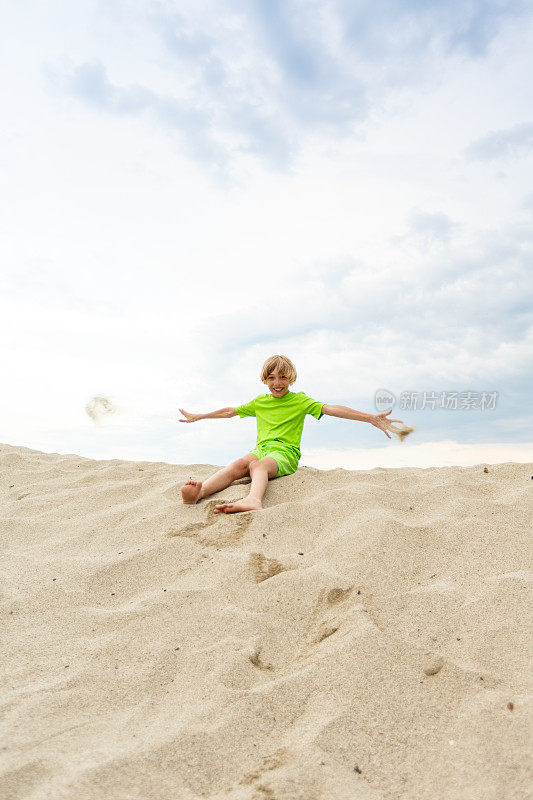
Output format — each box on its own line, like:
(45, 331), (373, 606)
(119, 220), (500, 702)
(178, 408), (200, 423)
(370, 408), (406, 439)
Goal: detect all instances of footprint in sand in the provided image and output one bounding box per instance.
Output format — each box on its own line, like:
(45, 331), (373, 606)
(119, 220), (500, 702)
(307, 583), (364, 647)
(249, 644), (275, 672)
(423, 655), (445, 676)
(238, 748), (289, 788)
(249, 552), (286, 583)
(325, 586), (355, 605)
(167, 500), (253, 547)
(314, 624), (340, 643)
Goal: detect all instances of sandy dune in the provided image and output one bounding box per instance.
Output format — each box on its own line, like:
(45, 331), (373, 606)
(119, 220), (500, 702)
(1, 443), (531, 800)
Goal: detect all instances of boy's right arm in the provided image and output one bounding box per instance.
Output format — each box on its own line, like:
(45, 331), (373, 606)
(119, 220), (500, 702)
(178, 407), (237, 422)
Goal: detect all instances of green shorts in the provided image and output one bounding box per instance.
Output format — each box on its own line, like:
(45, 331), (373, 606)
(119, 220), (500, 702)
(249, 443), (299, 478)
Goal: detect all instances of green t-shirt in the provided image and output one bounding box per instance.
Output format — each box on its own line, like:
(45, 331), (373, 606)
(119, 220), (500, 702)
(235, 391), (324, 458)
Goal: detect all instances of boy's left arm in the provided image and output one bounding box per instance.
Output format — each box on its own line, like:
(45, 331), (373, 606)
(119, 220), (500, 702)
(321, 404), (404, 440)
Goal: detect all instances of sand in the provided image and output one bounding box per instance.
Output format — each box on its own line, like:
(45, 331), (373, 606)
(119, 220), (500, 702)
(84, 397), (117, 426)
(1, 443), (531, 800)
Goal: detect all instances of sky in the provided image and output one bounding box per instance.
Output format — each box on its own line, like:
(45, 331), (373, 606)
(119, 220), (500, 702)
(1, 0), (532, 471)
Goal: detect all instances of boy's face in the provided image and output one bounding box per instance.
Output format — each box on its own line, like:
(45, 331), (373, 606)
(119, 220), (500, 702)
(266, 367), (291, 398)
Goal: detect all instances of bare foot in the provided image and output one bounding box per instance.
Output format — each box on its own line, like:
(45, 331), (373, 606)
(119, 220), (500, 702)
(214, 498), (262, 514)
(181, 480), (203, 504)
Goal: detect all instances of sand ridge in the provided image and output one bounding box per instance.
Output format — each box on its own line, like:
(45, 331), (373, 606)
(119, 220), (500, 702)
(0, 444), (531, 800)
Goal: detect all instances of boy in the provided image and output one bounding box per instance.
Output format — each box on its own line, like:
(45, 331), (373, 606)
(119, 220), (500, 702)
(179, 355), (405, 514)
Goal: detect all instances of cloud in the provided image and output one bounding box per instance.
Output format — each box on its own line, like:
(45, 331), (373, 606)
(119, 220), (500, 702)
(245, 0), (367, 126)
(66, 60), (152, 114)
(339, 0), (530, 59)
(521, 192), (533, 211)
(147, 0), (368, 169)
(400, 211), (458, 245)
(466, 122), (533, 160)
(47, 59), (228, 169)
(45, 1), (533, 174)
(195, 214), (533, 404)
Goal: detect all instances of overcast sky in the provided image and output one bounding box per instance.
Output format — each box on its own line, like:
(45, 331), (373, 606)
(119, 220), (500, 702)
(1, 0), (532, 470)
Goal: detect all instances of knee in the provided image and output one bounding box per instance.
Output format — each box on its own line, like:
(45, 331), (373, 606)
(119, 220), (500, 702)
(248, 459), (266, 475)
(230, 458), (250, 478)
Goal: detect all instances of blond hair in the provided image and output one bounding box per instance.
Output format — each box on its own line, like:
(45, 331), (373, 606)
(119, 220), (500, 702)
(260, 355), (297, 385)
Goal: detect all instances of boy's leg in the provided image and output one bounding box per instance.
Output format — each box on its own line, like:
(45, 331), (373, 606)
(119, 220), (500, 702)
(181, 454), (258, 505)
(214, 457), (278, 514)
